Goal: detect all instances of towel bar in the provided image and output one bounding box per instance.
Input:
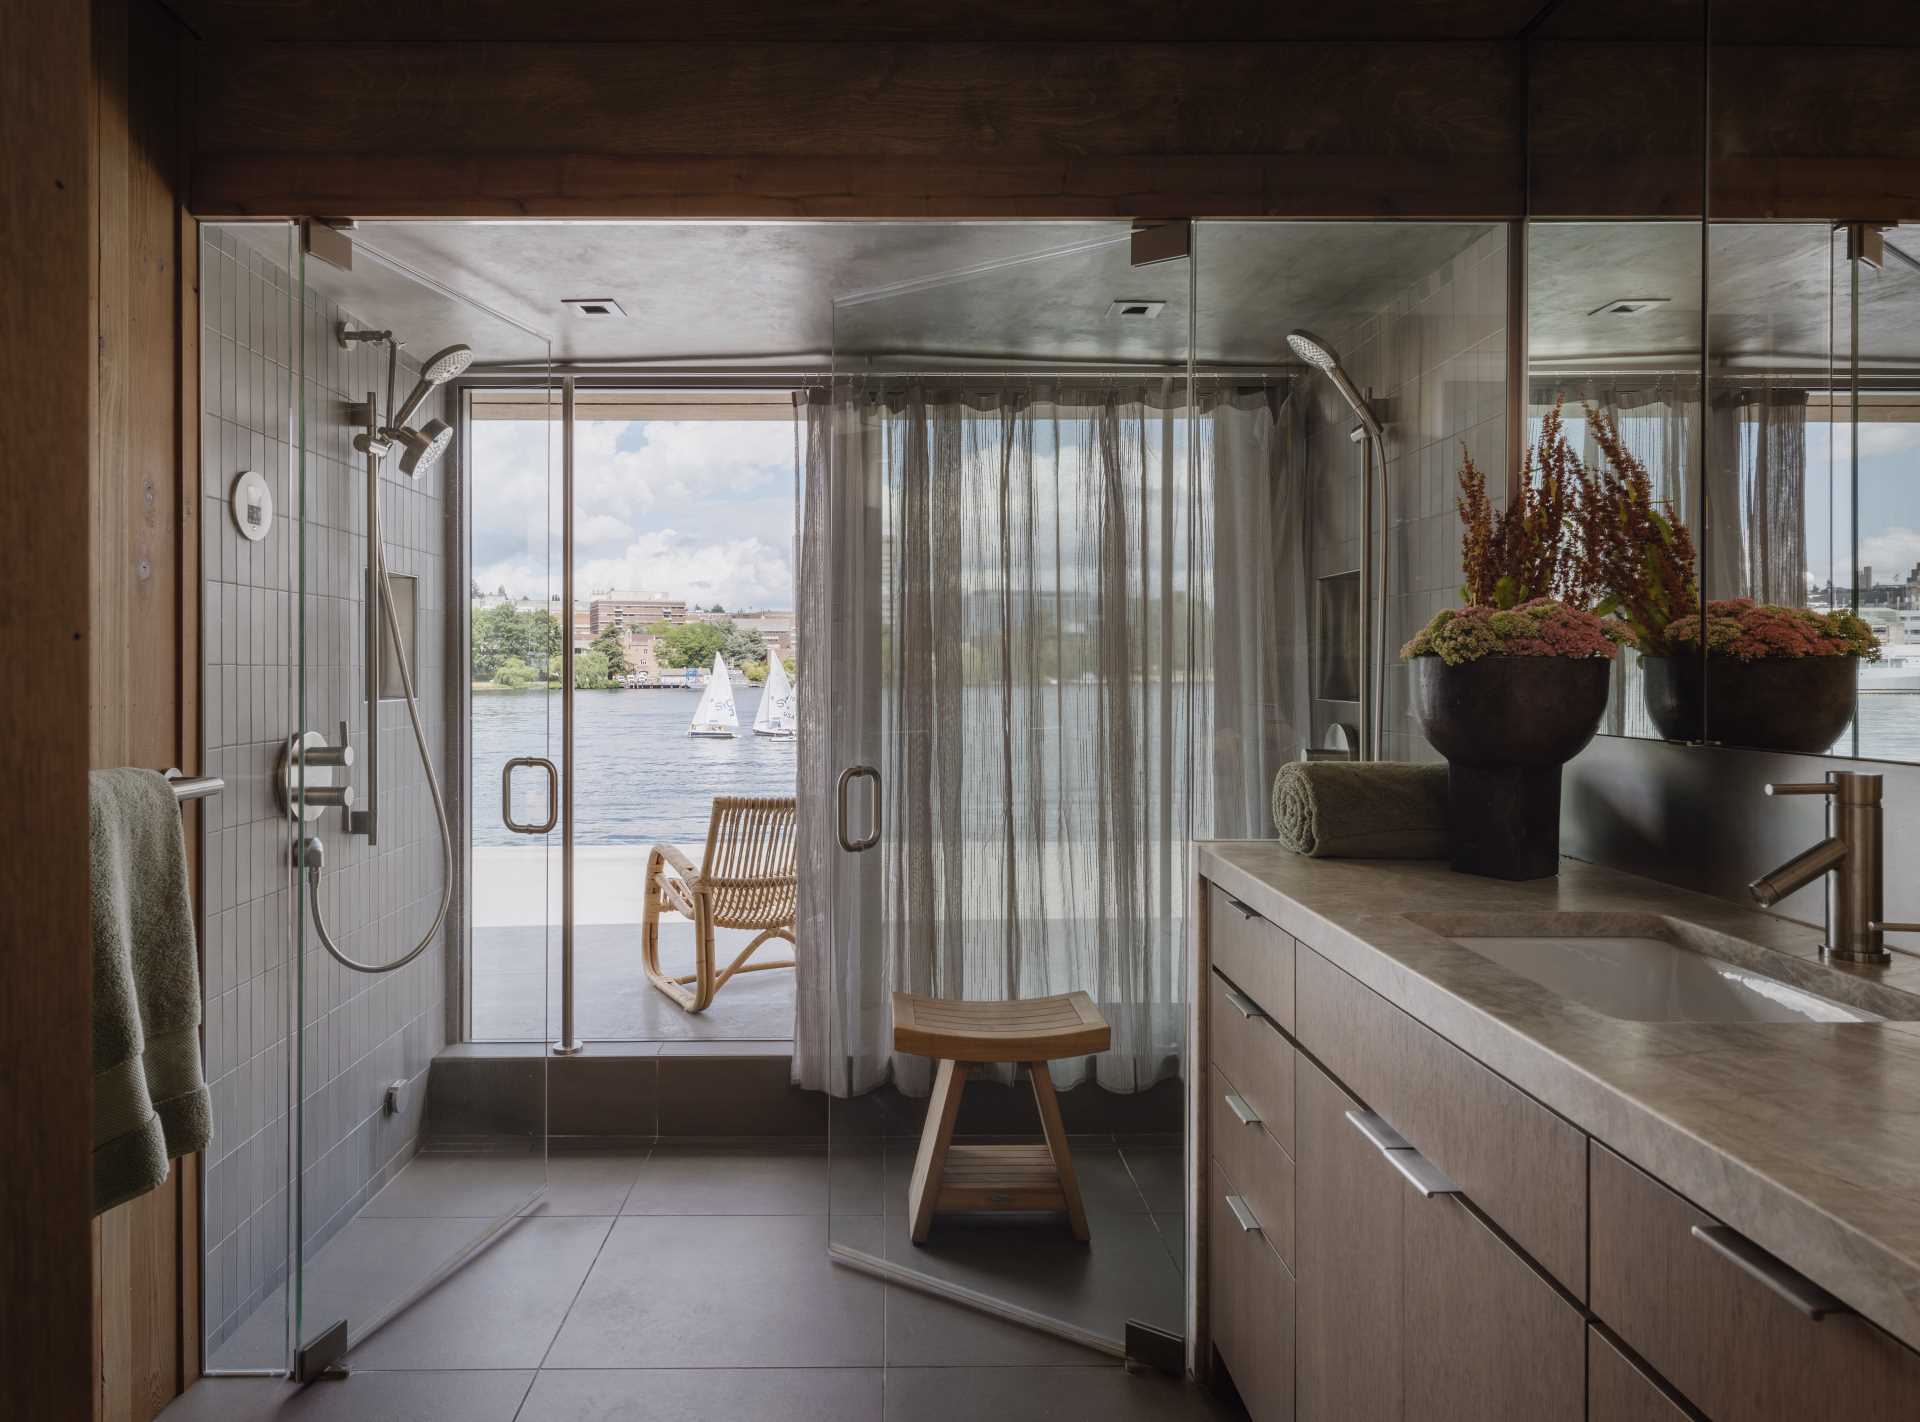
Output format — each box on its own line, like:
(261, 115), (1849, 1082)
(163, 769), (224, 803)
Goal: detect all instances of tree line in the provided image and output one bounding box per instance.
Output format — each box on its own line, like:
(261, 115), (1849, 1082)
(471, 603), (792, 690)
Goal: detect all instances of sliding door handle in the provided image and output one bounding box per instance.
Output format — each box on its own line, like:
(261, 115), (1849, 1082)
(502, 756), (559, 835)
(836, 764), (880, 852)
(1690, 1225), (1852, 1320)
(1345, 1108), (1461, 1198)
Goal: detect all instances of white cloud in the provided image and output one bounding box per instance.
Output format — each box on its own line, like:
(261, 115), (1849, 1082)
(1857, 526), (1920, 582)
(1828, 422), (1920, 460)
(469, 417), (794, 606)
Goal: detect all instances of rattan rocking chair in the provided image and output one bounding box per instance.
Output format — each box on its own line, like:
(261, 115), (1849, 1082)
(641, 795), (799, 1013)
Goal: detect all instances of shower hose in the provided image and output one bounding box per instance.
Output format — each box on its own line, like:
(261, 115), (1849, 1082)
(304, 456), (454, 976)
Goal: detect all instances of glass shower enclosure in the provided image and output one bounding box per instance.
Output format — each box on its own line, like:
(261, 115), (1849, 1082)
(197, 219), (557, 1377)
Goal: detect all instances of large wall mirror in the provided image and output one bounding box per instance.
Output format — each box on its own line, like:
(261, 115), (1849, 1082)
(1526, 0), (1708, 744)
(1526, 2), (1920, 766)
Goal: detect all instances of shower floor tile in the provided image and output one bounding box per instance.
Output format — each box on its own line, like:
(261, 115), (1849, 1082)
(179, 1144), (1239, 1422)
(361, 1148), (648, 1218)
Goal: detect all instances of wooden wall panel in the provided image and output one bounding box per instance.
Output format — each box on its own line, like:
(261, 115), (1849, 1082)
(190, 41), (1529, 219)
(88, 2), (199, 1420)
(0, 0), (98, 1415)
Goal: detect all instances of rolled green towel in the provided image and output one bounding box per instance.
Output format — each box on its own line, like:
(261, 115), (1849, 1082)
(1272, 761), (1450, 859)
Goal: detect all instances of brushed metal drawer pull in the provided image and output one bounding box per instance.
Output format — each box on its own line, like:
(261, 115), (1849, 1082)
(1225, 1194), (1262, 1234)
(1223, 894), (1260, 921)
(1225, 1091), (1262, 1127)
(1690, 1225), (1853, 1321)
(1223, 984), (1267, 1021)
(1345, 1109), (1462, 1198)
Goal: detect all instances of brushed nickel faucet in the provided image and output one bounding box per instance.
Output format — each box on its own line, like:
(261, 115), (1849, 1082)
(1749, 771), (1920, 966)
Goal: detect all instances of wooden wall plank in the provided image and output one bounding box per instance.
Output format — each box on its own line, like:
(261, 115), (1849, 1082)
(89, 2), (197, 1419)
(0, 0), (97, 1413)
(189, 40), (1529, 219)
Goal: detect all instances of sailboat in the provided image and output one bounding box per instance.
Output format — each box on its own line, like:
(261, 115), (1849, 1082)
(753, 655), (797, 739)
(687, 652), (738, 738)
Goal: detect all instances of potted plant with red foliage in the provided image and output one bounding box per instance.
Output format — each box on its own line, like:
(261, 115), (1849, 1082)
(1574, 407), (1879, 751)
(1404, 403), (1631, 881)
(1651, 599), (1878, 752)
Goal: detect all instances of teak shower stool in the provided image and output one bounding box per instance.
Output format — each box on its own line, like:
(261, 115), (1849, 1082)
(892, 990), (1112, 1243)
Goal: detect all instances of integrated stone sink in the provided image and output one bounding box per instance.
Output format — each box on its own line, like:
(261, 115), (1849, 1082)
(1404, 911), (1920, 1025)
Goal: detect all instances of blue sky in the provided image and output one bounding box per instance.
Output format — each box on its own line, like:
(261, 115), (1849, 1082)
(469, 417), (797, 610)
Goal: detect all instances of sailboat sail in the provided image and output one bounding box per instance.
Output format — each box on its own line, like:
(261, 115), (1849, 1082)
(688, 652), (738, 737)
(753, 655), (797, 738)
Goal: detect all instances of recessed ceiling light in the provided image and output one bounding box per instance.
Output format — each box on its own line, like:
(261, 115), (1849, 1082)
(563, 297), (627, 319)
(1106, 299), (1166, 320)
(1587, 297), (1671, 317)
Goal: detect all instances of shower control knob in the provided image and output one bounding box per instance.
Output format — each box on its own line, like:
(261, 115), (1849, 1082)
(301, 785), (356, 810)
(300, 743), (355, 769)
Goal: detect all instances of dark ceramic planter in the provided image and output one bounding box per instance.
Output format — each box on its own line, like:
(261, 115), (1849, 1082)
(1641, 654), (1857, 754)
(1408, 655), (1611, 882)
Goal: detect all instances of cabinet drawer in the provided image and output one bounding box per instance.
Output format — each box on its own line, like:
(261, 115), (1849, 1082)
(1210, 1157), (1297, 1422)
(1404, 1180), (1585, 1422)
(1296, 946), (1587, 1297)
(1209, 882), (1294, 1033)
(1210, 969), (1295, 1156)
(1588, 1328), (1691, 1422)
(1210, 1064), (1295, 1272)
(1591, 1144), (1920, 1421)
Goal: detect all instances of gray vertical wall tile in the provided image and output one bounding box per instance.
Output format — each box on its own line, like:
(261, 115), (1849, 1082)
(197, 227), (452, 1362)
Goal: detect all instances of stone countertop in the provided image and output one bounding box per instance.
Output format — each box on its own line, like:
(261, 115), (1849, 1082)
(1196, 843), (1920, 1353)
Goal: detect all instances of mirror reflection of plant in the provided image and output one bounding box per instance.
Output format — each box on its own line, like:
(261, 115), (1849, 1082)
(1458, 399), (1599, 610)
(1667, 598), (1881, 663)
(1574, 403), (1698, 653)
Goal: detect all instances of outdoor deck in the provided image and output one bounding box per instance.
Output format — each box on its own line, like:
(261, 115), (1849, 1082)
(471, 844), (795, 1043)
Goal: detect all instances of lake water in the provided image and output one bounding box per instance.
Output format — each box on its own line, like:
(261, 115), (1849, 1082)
(473, 685), (797, 846)
(473, 683), (1920, 849)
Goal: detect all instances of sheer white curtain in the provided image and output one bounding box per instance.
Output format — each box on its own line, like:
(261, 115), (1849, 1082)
(794, 377), (1296, 1099)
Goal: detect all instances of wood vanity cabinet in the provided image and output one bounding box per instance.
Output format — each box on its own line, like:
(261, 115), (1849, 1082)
(1294, 1055), (1402, 1422)
(1197, 877), (1920, 1422)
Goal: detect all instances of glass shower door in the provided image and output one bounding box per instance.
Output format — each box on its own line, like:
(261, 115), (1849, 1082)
(287, 234), (555, 1377)
(819, 224), (1196, 1353)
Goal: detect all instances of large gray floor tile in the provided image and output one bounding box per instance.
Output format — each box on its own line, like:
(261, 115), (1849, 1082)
(517, 1368), (882, 1421)
(363, 1150), (647, 1218)
(883, 1282), (1120, 1368)
(346, 1216), (613, 1370)
(1122, 1145), (1186, 1213)
(883, 1367), (1240, 1421)
(158, 1372), (533, 1422)
(544, 1214), (883, 1368)
(829, 1139), (887, 1215)
(873, 1206), (1183, 1346)
(1153, 1211), (1186, 1275)
(621, 1145), (825, 1215)
(211, 1217), (501, 1368)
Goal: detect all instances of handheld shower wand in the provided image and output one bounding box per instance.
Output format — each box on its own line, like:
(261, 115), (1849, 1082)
(1288, 330), (1389, 761)
(291, 329), (463, 975)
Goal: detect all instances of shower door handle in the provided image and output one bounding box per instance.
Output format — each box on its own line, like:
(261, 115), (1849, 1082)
(502, 756), (559, 835)
(836, 765), (881, 852)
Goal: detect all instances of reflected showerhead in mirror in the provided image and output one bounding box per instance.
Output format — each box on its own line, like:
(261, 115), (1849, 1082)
(391, 343), (473, 428)
(395, 418), (453, 477)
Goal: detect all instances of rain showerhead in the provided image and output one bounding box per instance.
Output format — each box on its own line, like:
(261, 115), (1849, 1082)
(395, 419), (453, 477)
(391, 344), (473, 429)
(1286, 330), (1339, 372)
(1286, 328), (1382, 440)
